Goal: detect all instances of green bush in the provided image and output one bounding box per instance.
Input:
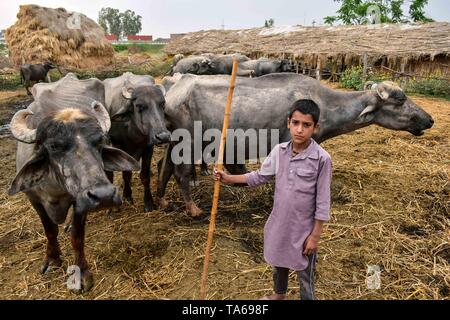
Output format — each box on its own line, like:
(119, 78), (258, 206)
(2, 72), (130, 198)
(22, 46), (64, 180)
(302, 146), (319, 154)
(339, 66), (390, 90)
(0, 73), (22, 91)
(339, 66), (450, 99)
(340, 66), (364, 90)
(112, 43), (165, 54)
(404, 77), (450, 99)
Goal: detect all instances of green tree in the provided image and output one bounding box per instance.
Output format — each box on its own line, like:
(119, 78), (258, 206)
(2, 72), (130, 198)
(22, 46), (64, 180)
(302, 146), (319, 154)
(390, 0), (404, 23)
(264, 18), (275, 27)
(121, 10), (142, 36)
(98, 8), (143, 38)
(323, 0), (433, 25)
(98, 7), (122, 38)
(409, 0), (433, 22)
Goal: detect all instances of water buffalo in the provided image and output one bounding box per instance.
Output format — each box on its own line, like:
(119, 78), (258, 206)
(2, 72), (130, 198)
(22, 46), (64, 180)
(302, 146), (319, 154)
(9, 74), (141, 292)
(208, 53), (253, 76)
(170, 54), (254, 77)
(240, 58), (292, 77)
(156, 74), (434, 216)
(170, 55), (212, 75)
(103, 72), (171, 212)
(20, 61), (56, 95)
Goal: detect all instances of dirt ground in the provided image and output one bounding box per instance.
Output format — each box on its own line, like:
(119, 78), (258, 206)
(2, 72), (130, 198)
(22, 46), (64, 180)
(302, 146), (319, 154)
(0, 89), (448, 300)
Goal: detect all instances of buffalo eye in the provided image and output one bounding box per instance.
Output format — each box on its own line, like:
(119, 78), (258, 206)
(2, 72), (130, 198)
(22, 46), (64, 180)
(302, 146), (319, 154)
(46, 140), (69, 154)
(160, 101), (166, 110)
(90, 134), (105, 148)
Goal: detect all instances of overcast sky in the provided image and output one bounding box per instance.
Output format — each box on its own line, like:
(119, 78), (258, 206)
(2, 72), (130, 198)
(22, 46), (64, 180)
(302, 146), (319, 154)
(1, 0), (449, 38)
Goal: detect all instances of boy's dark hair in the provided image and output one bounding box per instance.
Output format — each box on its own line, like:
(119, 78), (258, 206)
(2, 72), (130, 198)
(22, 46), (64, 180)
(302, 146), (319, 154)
(288, 99), (320, 124)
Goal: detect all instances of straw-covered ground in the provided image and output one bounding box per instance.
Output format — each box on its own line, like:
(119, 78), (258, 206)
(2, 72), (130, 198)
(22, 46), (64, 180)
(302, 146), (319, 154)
(0, 89), (448, 300)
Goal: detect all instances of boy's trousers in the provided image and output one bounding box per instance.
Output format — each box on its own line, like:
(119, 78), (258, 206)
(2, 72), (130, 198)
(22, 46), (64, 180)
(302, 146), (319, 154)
(272, 253), (317, 300)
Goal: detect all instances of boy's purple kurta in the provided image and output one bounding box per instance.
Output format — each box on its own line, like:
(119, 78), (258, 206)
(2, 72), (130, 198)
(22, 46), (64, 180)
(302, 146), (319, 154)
(245, 139), (332, 271)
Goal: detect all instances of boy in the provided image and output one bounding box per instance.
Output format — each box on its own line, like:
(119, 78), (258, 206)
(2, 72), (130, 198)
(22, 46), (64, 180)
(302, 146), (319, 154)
(214, 99), (332, 300)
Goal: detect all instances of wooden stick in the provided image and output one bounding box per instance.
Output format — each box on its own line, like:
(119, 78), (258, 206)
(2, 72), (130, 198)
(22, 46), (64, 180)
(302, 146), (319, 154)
(199, 59), (239, 300)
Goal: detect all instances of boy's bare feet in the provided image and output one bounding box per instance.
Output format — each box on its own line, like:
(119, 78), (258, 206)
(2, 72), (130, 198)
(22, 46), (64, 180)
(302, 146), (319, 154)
(259, 293), (286, 300)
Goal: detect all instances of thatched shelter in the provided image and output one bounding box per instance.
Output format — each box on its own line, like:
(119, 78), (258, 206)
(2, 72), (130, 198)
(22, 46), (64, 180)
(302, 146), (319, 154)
(164, 22), (450, 79)
(5, 5), (115, 70)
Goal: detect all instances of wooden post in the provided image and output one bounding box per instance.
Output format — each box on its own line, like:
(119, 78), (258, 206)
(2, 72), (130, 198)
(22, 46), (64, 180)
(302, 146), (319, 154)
(400, 62), (406, 89)
(316, 56), (321, 81)
(362, 52), (368, 82)
(199, 59), (239, 300)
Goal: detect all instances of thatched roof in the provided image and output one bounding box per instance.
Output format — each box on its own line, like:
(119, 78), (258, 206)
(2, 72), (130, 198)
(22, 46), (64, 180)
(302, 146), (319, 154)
(164, 22), (450, 68)
(5, 5), (114, 70)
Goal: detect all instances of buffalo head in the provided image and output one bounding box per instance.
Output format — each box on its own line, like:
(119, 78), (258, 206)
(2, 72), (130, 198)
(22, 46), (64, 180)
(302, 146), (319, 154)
(112, 82), (171, 145)
(357, 81), (434, 136)
(9, 103), (140, 215)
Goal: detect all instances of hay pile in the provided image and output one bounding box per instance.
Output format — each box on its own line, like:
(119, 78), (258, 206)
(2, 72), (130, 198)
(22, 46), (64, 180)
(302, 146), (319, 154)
(5, 5), (114, 70)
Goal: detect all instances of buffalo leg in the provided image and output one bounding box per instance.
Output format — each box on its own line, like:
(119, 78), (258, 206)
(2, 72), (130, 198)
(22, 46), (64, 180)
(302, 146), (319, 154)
(174, 163), (202, 217)
(156, 144), (174, 209)
(122, 171), (133, 204)
(200, 161), (211, 176)
(30, 199), (62, 273)
(70, 212), (93, 292)
(141, 145), (154, 212)
(25, 82), (32, 95)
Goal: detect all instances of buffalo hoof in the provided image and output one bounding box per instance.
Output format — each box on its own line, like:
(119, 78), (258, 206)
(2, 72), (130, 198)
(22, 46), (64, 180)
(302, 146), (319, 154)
(41, 257), (62, 274)
(186, 201), (203, 217)
(144, 203), (154, 212)
(157, 197), (169, 209)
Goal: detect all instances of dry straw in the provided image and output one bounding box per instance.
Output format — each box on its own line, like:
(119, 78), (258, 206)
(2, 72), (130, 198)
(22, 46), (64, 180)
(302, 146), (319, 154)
(5, 5), (114, 70)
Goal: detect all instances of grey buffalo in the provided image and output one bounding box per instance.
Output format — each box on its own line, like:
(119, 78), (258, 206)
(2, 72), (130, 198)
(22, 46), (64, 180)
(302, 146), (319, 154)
(156, 74), (434, 216)
(8, 74), (140, 292)
(170, 53), (254, 77)
(208, 53), (253, 76)
(103, 72), (171, 212)
(20, 61), (56, 95)
(239, 58), (292, 77)
(171, 55), (213, 75)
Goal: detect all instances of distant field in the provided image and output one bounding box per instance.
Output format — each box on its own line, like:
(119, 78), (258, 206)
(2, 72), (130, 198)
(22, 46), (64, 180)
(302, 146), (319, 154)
(112, 43), (166, 54)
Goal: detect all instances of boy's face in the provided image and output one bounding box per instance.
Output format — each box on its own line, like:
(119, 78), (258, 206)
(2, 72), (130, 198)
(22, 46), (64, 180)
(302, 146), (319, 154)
(287, 111), (319, 145)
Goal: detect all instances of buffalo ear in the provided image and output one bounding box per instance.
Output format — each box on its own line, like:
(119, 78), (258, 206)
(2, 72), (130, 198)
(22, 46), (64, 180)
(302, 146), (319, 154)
(9, 153), (48, 195)
(111, 105), (132, 122)
(102, 146), (140, 172)
(191, 62), (200, 73)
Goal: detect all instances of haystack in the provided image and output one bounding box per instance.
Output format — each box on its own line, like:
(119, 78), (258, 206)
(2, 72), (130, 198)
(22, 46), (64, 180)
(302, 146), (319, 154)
(5, 5), (115, 70)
